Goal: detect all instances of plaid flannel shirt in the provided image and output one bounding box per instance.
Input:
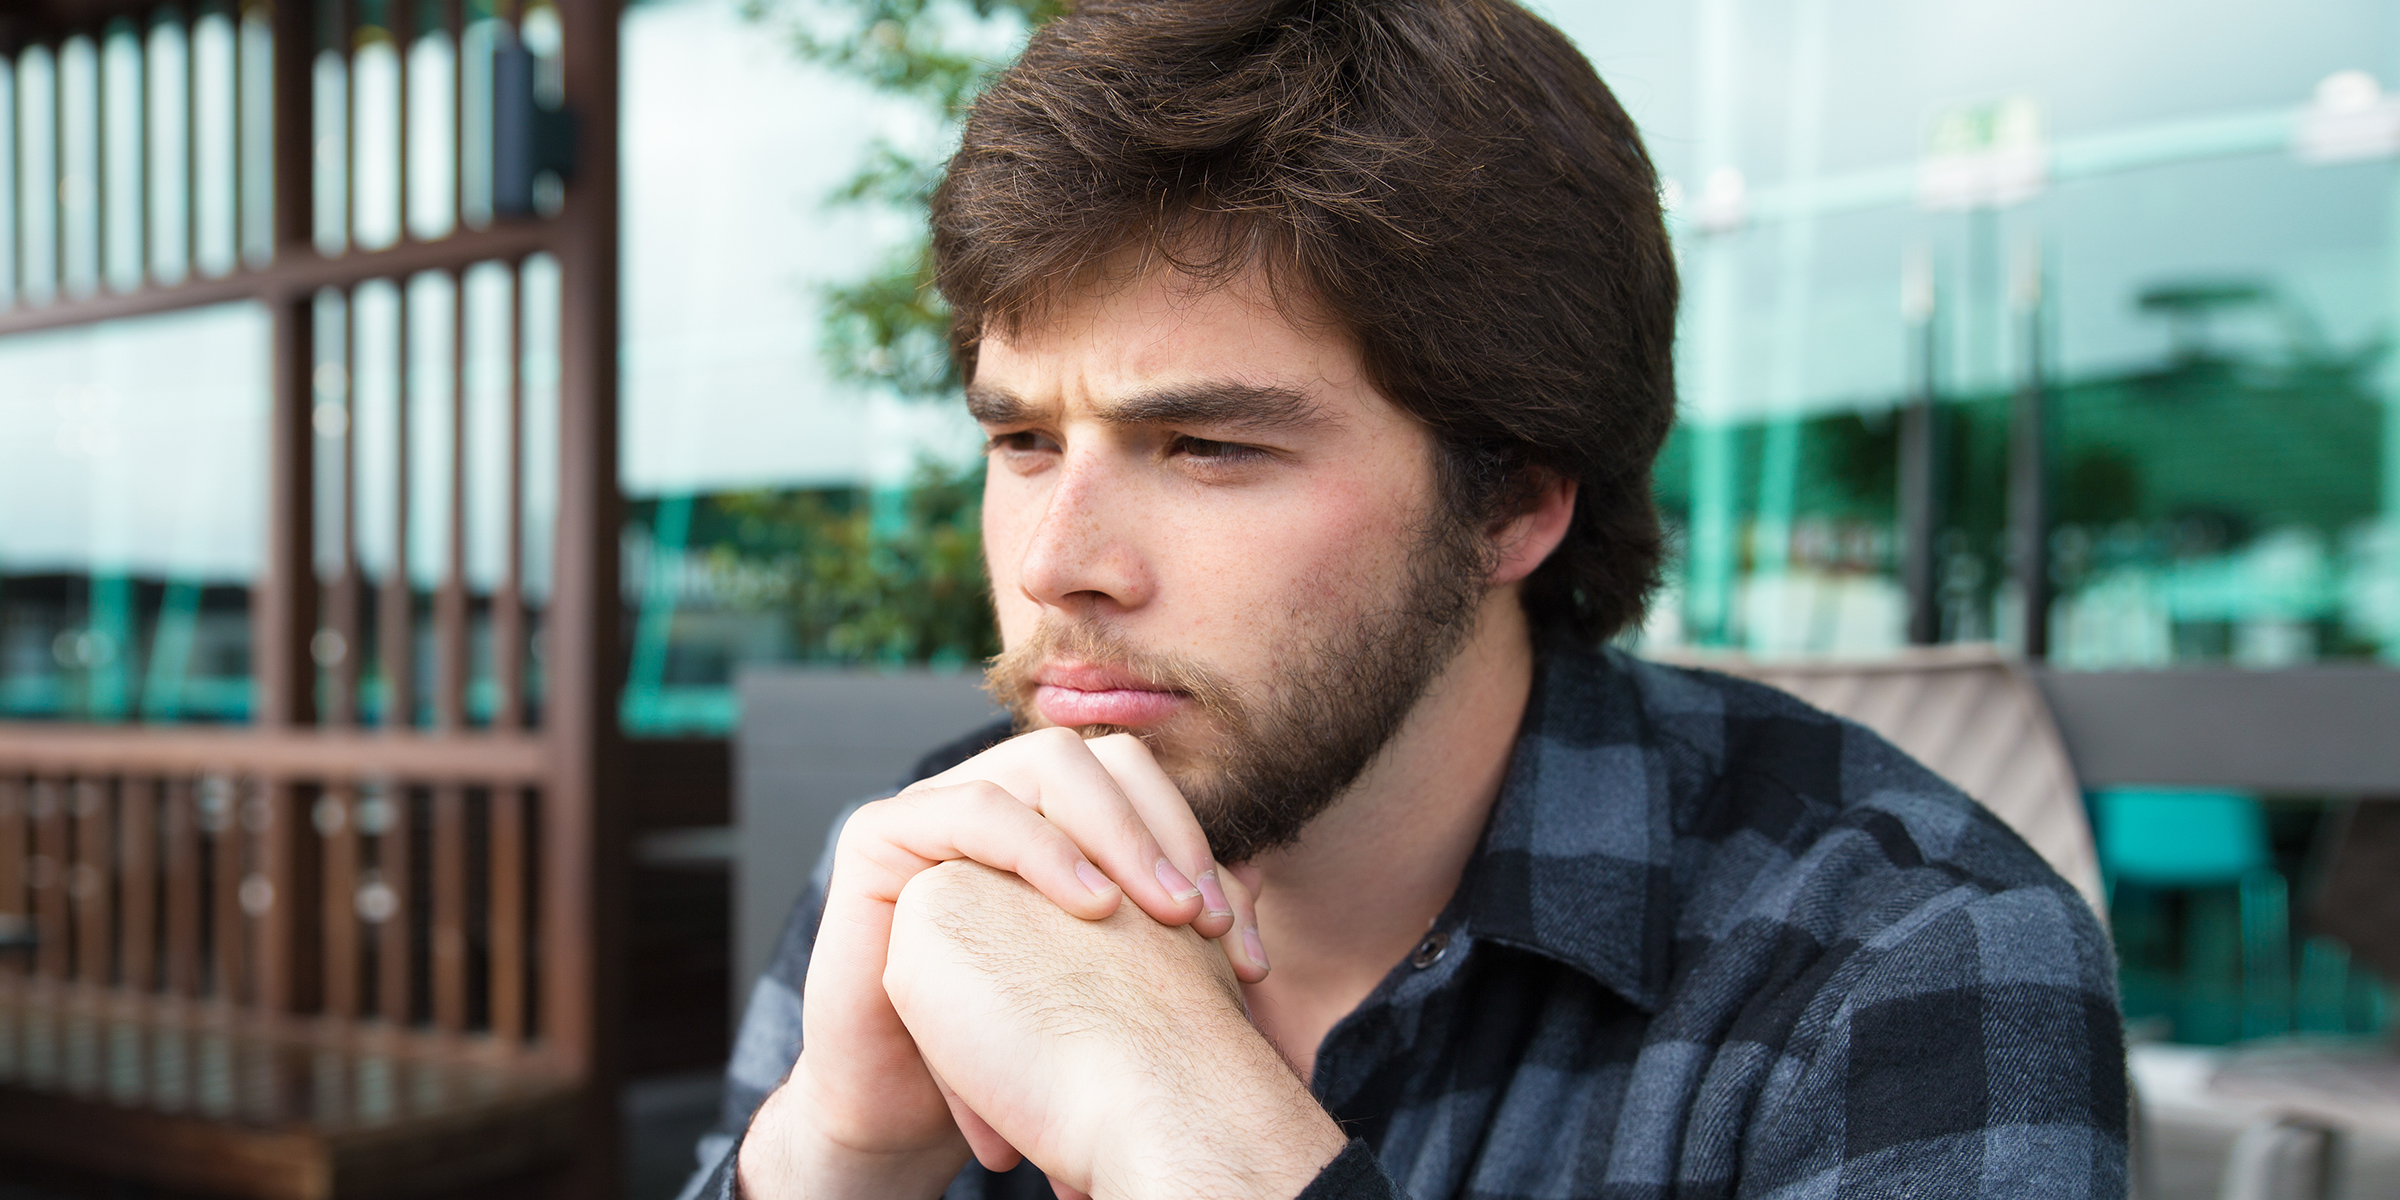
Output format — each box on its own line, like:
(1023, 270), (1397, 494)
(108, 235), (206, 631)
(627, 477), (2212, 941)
(684, 642), (2128, 1199)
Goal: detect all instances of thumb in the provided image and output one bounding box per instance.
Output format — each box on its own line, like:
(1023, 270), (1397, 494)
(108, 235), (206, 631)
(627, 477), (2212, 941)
(933, 1066), (1024, 1173)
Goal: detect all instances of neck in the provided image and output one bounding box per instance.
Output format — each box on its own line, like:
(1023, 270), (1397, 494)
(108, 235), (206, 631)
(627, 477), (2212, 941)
(1240, 591), (1538, 1077)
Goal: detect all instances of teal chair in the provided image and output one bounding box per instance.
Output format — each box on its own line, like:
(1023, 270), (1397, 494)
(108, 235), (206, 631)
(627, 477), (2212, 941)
(2094, 788), (2288, 1043)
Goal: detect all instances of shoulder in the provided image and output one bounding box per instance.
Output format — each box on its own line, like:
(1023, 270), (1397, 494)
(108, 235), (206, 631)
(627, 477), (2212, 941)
(1601, 654), (2125, 1184)
(1599, 649), (2116, 1047)
(1609, 650), (2087, 935)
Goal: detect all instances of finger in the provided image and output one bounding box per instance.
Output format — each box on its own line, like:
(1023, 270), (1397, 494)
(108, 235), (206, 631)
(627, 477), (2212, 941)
(1226, 862), (1263, 894)
(842, 782), (1124, 922)
(920, 728), (1204, 928)
(933, 1068), (1024, 1174)
(1049, 1177), (1093, 1200)
(1082, 733), (1233, 938)
(1212, 865), (1271, 984)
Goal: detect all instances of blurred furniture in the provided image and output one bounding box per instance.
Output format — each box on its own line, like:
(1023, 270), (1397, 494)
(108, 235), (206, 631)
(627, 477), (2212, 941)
(1672, 646), (2400, 1200)
(2096, 789), (2271, 886)
(1660, 643), (2106, 914)
(0, 0), (628, 1195)
(2094, 788), (2290, 1045)
(732, 669), (999, 1010)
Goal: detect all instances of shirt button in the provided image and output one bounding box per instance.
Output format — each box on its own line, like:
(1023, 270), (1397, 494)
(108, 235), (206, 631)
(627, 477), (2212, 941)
(1411, 932), (1449, 969)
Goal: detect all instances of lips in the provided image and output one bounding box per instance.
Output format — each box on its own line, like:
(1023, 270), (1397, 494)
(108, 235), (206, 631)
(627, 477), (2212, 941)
(1032, 661), (1188, 728)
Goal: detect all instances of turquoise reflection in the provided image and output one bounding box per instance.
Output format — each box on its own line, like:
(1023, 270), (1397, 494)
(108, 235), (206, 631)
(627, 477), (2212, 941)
(0, 304), (268, 723)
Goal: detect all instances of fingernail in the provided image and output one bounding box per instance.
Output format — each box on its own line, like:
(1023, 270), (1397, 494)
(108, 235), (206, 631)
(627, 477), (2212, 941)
(1155, 857), (1200, 901)
(1197, 870), (1233, 918)
(1242, 925), (1269, 971)
(1076, 862), (1117, 896)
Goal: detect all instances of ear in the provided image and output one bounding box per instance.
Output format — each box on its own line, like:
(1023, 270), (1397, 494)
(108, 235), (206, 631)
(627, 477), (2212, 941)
(1487, 471), (1577, 587)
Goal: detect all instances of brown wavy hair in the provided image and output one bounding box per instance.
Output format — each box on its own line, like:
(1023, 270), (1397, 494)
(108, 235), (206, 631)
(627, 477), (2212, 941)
(931, 0), (1679, 644)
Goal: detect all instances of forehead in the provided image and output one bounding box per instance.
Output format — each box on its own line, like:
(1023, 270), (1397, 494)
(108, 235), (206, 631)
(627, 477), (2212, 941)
(971, 263), (1376, 413)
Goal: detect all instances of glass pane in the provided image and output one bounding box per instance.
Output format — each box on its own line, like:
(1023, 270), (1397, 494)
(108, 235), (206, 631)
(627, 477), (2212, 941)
(614, 0), (998, 733)
(0, 303), (270, 722)
(1537, 0), (2400, 666)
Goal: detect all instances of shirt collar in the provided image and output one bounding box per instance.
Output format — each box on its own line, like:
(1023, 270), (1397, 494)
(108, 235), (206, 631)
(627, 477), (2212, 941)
(1452, 640), (1686, 1014)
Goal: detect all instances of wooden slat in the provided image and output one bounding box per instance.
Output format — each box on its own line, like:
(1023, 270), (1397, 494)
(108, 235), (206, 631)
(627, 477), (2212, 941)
(259, 0), (317, 731)
(119, 778), (156, 992)
(229, 0), (243, 265)
(375, 787), (412, 1025)
(163, 778), (200, 997)
(0, 779), (25, 980)
(182, 0), (195, 287)
(430, 785), (466, 1032)
(321, 784), (362, 1018)
(262, 285), (317, 726)
(448, 0), (464, 230)
(72, 780), (112, 987)
(0, 222), (563, 335)
(437, 267), (468, 731)
(135, 12), (150, 287)
(340, 0), (354, 255)
(488, 787), (526, 1041)
(95, 22), (110, 290)
(0, 727), (549, 782)
(50, 30), (64, 299)
(33, 781), (69, 980)
(329, 290), (363, 727)
(495, 257), (528, 730)
(255, 782), (320, 1014)
(382, 272), (415, 730)
(211, 779), (244, 1003)
(392, 0), (411, 247)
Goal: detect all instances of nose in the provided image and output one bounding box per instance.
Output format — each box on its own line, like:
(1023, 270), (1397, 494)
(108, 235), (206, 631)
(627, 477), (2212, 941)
(1012, 450), (1153, 616)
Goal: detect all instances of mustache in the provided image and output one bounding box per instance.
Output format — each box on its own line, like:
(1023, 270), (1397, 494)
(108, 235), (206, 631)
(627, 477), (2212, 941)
(984, 620), (1243, 729)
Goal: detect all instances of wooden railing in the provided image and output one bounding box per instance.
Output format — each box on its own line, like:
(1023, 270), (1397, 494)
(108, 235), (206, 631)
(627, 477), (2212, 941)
(0, 731), (554, 1042)
(0, 0), (624, 1189)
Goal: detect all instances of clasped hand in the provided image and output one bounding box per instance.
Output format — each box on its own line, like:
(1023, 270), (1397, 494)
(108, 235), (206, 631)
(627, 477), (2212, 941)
(738, 728), (1345, 1200)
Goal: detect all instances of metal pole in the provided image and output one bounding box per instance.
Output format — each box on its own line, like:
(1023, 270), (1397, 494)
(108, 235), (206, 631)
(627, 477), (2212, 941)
(2009, 235), (2050, 659)
(1901, 245), (1943, 645)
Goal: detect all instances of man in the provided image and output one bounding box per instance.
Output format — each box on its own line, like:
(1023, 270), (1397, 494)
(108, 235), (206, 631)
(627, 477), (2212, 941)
(689, 0), (2125, 1196)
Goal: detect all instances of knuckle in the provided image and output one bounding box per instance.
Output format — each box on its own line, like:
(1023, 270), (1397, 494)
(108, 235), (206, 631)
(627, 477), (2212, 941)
(1024, 725), (1084, 753)
(958, 779), (1020, 810)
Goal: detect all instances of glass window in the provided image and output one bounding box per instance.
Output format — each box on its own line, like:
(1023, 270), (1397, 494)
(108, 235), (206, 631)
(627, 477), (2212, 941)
(1537, 0), (2400, 665)
(615, 0), (998, 733)
(0, 303), (270, 722)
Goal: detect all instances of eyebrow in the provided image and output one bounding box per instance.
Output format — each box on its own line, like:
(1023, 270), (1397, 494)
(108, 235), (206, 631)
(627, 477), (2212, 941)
(965, 381), (1335, 436)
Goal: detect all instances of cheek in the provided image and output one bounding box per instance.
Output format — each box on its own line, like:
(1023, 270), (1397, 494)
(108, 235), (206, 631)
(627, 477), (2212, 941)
(1163, 474), (1421, 645)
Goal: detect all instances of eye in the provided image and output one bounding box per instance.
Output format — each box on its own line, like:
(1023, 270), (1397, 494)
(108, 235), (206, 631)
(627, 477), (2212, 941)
(1170, 435), (1268, 464)
(985, 430), (1058, 455)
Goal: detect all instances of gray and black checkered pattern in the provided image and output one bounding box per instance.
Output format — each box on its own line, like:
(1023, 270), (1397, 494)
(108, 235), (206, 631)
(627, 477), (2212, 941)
(683, 642), (2127, 1199)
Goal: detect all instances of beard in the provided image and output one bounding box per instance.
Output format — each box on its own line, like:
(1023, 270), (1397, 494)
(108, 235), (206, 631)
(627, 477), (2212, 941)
(983, 508), (1491, 864)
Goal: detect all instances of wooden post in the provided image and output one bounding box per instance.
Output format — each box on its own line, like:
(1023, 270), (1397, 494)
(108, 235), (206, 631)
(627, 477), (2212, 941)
(547, 0), (626, 1191)
(256, 0), (321, 1015)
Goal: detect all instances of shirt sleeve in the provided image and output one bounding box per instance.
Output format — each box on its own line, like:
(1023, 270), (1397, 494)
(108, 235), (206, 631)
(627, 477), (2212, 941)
(674, 804), (861, 1200)
(1294, 1139), (1403, 1200)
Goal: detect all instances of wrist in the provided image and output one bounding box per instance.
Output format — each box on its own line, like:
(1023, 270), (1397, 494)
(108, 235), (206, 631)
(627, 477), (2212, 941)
(1088, 1021), (1349, 1200)
(737, 1061), (970, 1200)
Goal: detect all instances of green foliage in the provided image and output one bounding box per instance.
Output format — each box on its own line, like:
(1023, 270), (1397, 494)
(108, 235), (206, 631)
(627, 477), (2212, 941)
(747, 0), (1061, 399)
(714, 460), (1000, 665)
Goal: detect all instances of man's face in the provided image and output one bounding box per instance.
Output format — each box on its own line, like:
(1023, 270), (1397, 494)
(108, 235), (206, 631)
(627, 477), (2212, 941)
(974, 264), (1490, 863)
